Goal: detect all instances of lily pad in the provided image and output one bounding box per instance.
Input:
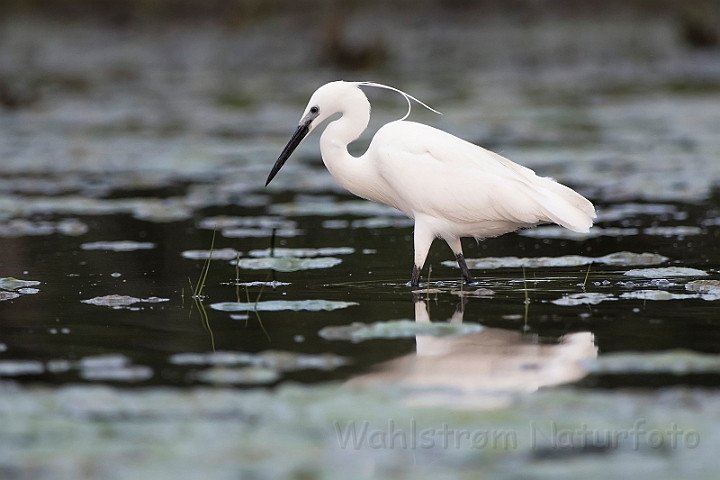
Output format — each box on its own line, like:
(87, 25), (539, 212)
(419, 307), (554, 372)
(169, 350), (348, 371)
(80, 366), (153, 382)
(196, 367), (280, 385)
(210, 300), (358, 312)
(269, 200), (402, 217)
(81, 241), (156, 252)
(0, 360), (44, 376)
(0, 292), (20, 301)
(0, 218), (89, 237)
(442, 252), (667, 270)
(552, 293), (617, 306)
(248, 247), (354, 258)
(350, 217), (415, 229)
(685, 280), (720, 295)
(232, 281), (290, 287)
(233, 257), (342, 272)
(221, 227), (302, 238)
(0, 277), (41, 291)
(595, 203), (684, 222)
(82, 295), (170, 308)
(620, 290), (697, 301)
(642, 226), (702, 237)
(519, 227), (638, 240)
(318, 320), (483, 343)
(181, 248), (241, 260)
(624, 267), (708, 278)
(451, 288), (495, 297)
(583, 350), (720, 375)
(198, 216), (296, 230)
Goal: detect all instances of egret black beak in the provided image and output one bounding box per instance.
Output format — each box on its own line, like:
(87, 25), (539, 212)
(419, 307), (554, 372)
(265, 118), (314, 187)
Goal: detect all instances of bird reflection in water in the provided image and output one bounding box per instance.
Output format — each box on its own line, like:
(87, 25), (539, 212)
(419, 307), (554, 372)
(349, 299), (597, 408)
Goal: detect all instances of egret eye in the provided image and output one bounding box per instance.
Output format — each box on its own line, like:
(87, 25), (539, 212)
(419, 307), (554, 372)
(310, 106), (319, 114)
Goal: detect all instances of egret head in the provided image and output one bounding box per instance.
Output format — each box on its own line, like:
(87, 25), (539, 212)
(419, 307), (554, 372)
(264, 81), (367, 187)
(265, 81), (439, 187)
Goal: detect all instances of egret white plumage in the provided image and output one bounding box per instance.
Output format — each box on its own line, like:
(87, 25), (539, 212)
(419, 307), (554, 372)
(265, 81), (596, 287)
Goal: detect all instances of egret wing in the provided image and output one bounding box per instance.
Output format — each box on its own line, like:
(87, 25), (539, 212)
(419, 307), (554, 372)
(371, 121), (594, 234)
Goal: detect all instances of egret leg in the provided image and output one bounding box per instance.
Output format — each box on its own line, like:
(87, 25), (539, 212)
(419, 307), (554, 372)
(456, 253), (476, 285)
(446, 237), (476, 285)
(409, 221), (435, 287)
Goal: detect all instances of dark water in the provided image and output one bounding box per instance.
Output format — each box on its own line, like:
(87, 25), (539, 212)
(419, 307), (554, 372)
(1, 180), (719, 389)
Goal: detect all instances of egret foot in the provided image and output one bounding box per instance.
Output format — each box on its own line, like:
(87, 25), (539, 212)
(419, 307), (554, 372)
(409, 264), (421, 287)
(456, 253), (475, 285)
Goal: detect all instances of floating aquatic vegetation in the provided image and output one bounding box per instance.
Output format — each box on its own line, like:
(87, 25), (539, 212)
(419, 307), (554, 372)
(442, 252), (667, 270)
(619, 290), (697, 301)
(221, 227), (303, 238)
(642, 226), (702, 237)
(519, 226), (701, 240)
(0, 292), (21, 301)
(81, 295), (170, 308)
(686, 280), (720, 295)
(232, 281), (291, 287)
(0, 195), (196, 223)
(595, 203), (686, 223)
(46, 354), (153, 382)
(248, 247), (354, 258)
(233, 257), (342, 272)
(169, 350), (348, 371)
(350, 217), (415, 229)
(0, 277), (41, 291)
(0, 360), (44, 376)
(81, 241), (156, 252)
(196, 366), (280, 385)
(552, 293), (617, 306)
(318, 320), (483, 343)
(0, 218), (86, 237)
(322, 220), (349, 229)
(583, 350), (720, 375)
(198, 216), (296, 230)
(56, 219), (89, 236)
(181, 248), (241, 260)
(81, 365), (153, 381)
(624, 267), (708, 278)
(210, 300), (358, 312)
(451, 288), (495, 297)
(519, 227), (638, 239)
(269, 200), (402, 217)
(0, 218), (88, 237)
(17, 288), (39, 294)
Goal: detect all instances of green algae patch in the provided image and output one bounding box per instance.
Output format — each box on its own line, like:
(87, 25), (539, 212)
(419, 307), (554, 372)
(210, 300), (358, 312)
(319, 320), (483, 343)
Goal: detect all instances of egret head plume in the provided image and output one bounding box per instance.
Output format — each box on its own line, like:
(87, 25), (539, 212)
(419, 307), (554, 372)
(356, 81), (442, 121)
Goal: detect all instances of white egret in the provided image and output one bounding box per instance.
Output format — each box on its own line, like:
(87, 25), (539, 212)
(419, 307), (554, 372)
(266, 81), (596, 287)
